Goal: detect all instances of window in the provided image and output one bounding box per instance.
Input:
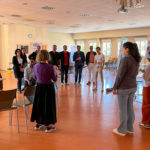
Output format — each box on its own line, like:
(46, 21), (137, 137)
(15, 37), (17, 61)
(102, 40), (111, 56)
(117, 38), (128, 56)
(76, 40), (85, 52)
(135, 38), (147, 57)
(88, 40), (98, 52)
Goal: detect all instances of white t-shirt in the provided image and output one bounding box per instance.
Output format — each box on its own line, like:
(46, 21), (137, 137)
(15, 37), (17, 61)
(94, 53), (105, 67)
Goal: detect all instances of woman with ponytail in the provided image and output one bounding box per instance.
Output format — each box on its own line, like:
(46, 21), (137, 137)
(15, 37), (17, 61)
(112, 42), (141, 136)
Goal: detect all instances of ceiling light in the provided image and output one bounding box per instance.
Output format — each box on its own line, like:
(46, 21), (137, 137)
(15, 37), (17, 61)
(47, 20), (55, 24)
(41, 6), (55, 10)
(23, 19), (35, 22)
(22, 3), (28, 5)
(80, 13), (90, 17)
(11, 14), (22, 17)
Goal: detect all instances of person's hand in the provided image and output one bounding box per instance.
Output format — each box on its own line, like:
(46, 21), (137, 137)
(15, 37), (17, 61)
(77, 57), (81, 61)
(54, 66), (58, 75)
(113, 90), (117, 95)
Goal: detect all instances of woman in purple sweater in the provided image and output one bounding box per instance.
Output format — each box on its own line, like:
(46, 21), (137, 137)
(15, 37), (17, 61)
(31, 50), (57, 133)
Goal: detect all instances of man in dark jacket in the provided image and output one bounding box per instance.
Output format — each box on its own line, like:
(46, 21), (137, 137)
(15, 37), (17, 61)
(49, 45), (60, 68)
(85, 46), (96, 85)
(59, 45), (70, 85)
(73, 45), (85, 84)
(28, 46), (41, 61)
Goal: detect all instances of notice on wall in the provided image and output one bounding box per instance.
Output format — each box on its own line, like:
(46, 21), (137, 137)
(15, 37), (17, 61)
(30, 42), (42, 53)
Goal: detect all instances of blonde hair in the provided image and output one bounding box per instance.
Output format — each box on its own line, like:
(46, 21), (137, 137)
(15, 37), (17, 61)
(36, 50), (51, 62)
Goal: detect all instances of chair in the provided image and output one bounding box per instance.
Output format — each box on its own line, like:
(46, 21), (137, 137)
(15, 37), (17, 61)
(0, 89), (19, 132)
(14, 86), (36, 130)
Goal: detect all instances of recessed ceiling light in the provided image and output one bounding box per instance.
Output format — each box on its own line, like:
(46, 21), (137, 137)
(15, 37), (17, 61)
(47, 20), (56, 24)
(22, 3), (28, 5)
(23, 19), (35, 22)
(74, 24), (81, 26)
(66, 11), (71, 14)
(128, 23), (136, 25)
(11, 14), (22, 18)
(70, 25), (80, 28)
(80, 13), (90, 17)
(108, 19), (114, 22)
(41, 6), (55, 10)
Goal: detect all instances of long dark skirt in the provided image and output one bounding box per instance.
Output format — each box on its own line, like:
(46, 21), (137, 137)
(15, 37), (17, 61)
(31, 83), (57, 125)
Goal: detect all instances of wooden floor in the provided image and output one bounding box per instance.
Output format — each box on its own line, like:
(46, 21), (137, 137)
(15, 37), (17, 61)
(0, 70), (149, 150)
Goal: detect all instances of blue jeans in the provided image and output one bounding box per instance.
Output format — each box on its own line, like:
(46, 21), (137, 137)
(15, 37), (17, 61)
(117, 88), (136, 134)
(75, 66), (83, 83)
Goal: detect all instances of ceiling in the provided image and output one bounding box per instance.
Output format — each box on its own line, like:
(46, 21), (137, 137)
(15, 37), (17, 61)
(0, 0), (150, 33)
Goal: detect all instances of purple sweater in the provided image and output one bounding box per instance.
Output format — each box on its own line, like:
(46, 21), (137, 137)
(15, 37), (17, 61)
(34, 63), (57, 84)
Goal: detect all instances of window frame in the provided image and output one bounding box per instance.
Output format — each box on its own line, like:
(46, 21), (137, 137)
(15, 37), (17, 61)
(102, 39), (111, 56)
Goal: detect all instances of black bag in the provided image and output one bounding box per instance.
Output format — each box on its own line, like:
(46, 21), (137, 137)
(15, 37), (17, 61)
(30, 78), (36, 86)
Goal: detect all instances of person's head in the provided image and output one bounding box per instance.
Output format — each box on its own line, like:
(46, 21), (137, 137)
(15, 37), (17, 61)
(123, 42), (141, 63)
(90, 46), (93, 52)
(63, 45), (67, 51)
(21, 48), (26, 54)
(37, 46), (41, 52)
(96, 47), (101, 54)
(36, 50), (50, 63)
(15, 49), (21, 56)
(146, 51), (150, 62)
(53, 45), (57, 52)
(77, 45), (81, 52)
(29, 59), (35, 67)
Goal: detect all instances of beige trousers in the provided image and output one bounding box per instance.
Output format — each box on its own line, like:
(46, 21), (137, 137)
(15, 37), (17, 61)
(94, 66), (104, 88)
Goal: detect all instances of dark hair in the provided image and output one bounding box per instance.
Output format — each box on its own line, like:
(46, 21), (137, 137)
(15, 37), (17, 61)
(15, 49), (21, 55)
(96, 47), (101, 50)
(123, 42), (141, 63)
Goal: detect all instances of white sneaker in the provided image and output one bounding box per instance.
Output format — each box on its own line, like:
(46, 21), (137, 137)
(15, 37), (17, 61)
(127, 130), (134, 134)
(61, 83), (64, 86)
(113, 128), (126, 136)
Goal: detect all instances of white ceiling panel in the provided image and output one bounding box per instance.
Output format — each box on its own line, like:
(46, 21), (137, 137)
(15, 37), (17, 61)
(0, 0), (149, 33)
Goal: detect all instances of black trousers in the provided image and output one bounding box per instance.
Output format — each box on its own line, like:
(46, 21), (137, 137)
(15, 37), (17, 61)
(75, 66), (83, 83)
(17, 78), (22, 92)
(61, 66), (69, 83)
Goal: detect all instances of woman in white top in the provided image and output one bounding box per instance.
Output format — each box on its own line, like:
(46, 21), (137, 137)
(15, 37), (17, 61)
(93, 47), (105, 91)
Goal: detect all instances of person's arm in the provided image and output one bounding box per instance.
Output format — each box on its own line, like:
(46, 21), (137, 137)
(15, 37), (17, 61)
(143, 65), (150, 82)
(82, 52), (85, 65)
(113, 58), (128, 91)
(51, 66), (57, 82)
(28, 52), (34, 60)
(73, 52), (76, 62)
(102, 55), (105, 68)
(85, 52), (89, 65)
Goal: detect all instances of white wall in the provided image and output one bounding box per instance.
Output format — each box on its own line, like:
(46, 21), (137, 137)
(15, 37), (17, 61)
(0, 24), (75, 70)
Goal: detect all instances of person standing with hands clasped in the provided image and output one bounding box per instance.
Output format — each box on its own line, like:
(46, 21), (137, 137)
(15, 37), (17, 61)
(112, 42), (141, 136)
(12, 49), (26, 93)
(31, 50), (57, 133)
(93, 47), (105, 91)
(59, 45), (70, 85)
(73, 45), (85, 85)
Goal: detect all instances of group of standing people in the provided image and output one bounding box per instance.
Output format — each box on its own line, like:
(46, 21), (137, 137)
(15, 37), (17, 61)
(10, 42), (150, 134)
